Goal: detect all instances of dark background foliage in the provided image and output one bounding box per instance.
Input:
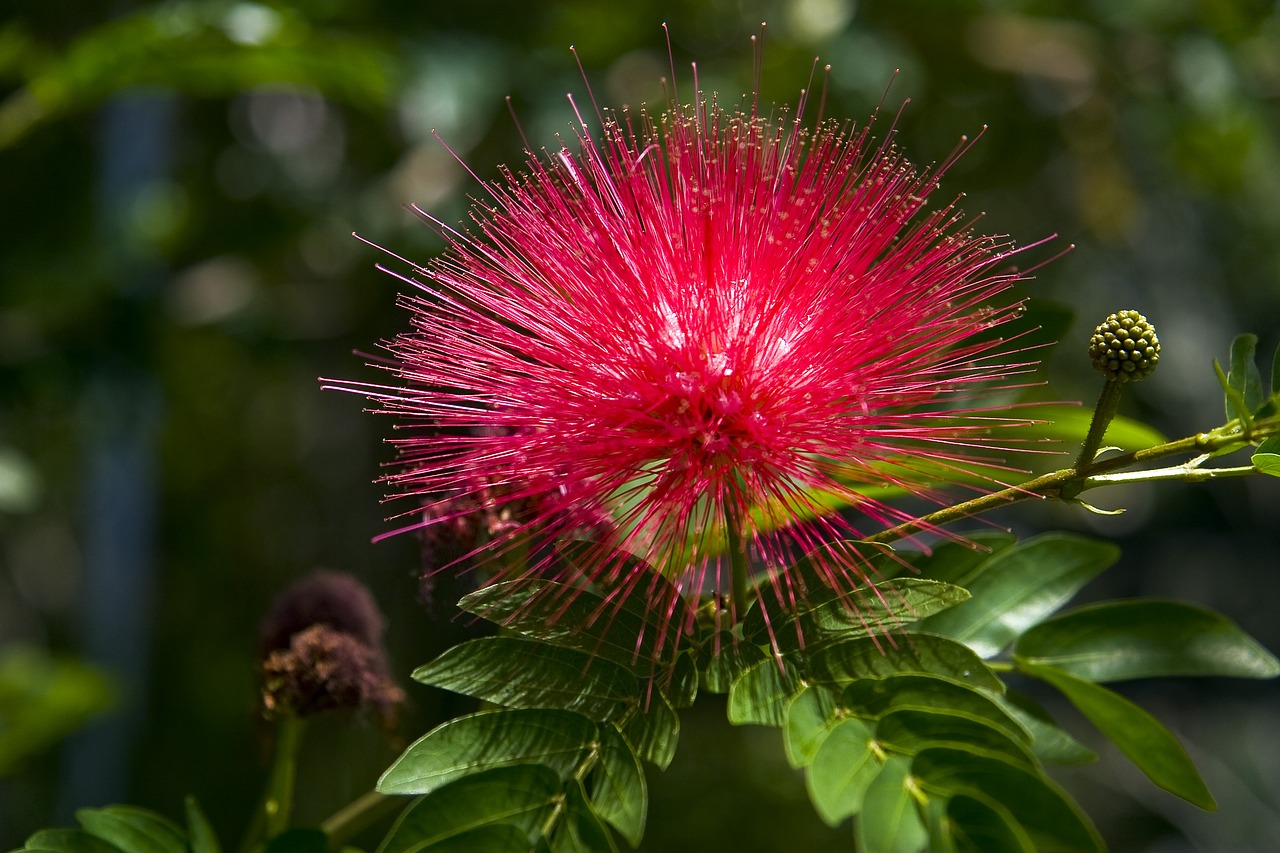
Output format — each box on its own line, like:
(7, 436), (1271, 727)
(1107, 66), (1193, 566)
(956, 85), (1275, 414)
(2, 1), (1279, 850)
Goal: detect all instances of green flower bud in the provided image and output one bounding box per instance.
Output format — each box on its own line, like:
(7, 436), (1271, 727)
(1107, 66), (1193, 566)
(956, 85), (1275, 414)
(1088, 310), (1160, 382)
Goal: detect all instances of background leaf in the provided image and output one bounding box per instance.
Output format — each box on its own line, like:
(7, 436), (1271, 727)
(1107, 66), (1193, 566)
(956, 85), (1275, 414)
(1022, 663), (1217, 811)
(1015, 600), (1280, 681)
(840, 674), (1030, 746)
(946, 793), (1036, 853)
(917, 534), (1119, 658)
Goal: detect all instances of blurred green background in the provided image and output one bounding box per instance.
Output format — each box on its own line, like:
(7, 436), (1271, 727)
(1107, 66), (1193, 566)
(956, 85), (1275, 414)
(3, 1), (1279, 850)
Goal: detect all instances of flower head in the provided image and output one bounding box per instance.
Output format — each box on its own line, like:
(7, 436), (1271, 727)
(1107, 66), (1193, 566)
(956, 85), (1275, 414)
(334, 58), (1038, 653)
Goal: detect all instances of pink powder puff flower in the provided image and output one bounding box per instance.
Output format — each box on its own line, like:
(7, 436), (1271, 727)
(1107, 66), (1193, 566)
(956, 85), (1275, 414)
(331, 56), (1041, 656)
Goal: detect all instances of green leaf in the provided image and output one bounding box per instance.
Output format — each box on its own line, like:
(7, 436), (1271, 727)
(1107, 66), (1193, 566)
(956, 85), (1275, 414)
(376, 766), (560, 853)
(805, 717), (879, 826)
(1021, 405), (1166, 452)
(1022, 662), (1217, 810)
(183, 798), (221, 853)
(74, 808), (185, 853)
(413, 638), (636, 722)
(460, 549), (692, 679)
(1015, 599), (1280, 681)
(898, 532), (1019, 587)
(911, 747), (1102, 852)
(666, 651), (698, 709)
(747, 576), (971, 653)
(622, 692), (679, 770)
(726, 657), (803, 727)
(1228, 333), (1264, 417)
(921, 798), (960, 853)
(378, 709), (596, 796)
(875, 709), (1036, 767)
(993, 692), (1096, 766)
(1215, 359), (1253, 428)
(1253, 435), (1280, 477)
(699, 633), (768, 694)
(917, 534), (1119, 658)
(840, 674), (1030, 746)
(589, 726), (647, 848)
(550, 782), (618, 853)
(783, 685), (840, 768)
(20, 831), (124, 853)
(855, 756), (929, 853)
(946, 793), (1036, 853)
(804, 634), (1004, 694)
(413, 825), (532, 853)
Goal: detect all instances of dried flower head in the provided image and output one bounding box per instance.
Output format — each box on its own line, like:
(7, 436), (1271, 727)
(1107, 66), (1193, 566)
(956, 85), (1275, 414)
(258, 572), (403, 724)
(331, 52), (1040, 651)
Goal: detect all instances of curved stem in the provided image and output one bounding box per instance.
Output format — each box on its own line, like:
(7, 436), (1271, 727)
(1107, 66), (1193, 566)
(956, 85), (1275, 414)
(1074, 378), (1123, 470)
(320, 791), (403, 851)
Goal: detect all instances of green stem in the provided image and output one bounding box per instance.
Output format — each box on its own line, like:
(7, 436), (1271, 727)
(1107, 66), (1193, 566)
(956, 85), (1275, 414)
(263, 717), (305, 839)
(1074, 378), (1123, 470)
(866, 416), (1279, 545)
(320, 791), (403, 851)
(724, 500), (749, 619)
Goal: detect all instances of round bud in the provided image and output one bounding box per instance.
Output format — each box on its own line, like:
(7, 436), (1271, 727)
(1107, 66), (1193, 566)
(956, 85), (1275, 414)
(1088, 310), (1160, 381)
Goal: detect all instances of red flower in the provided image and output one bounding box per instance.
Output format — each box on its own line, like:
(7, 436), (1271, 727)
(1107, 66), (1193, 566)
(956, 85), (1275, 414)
(333, 65), (1038, 651)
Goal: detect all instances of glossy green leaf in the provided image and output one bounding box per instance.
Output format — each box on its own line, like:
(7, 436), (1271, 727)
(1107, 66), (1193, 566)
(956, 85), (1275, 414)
(946, 793), (1036, 853)
(700, 632), (768, 694)
(911, 747), (1102, 852)
(875, 708), (1036, 767)
(747, 577), (970, 653)
(1022, 662), (1216, 810)
(377, 766), (560, 853)
(413, 824), (532, 853)
(20, 831), (124, 853)
(460, 550), (691, 679)
(806, 717), (879, 825)
(840, 674), (1030, 745)
(550, 782), (618, 853)
(74, 807), (185, 853)
(726, 657), (803, 726)
(917, 534), (1119, 658)
(378, 709), (596, 795)
(1228, 333), (1264, 417)
(622, 692), (678, 770)
(589, 726), (647, 847)
(666, 651), (698, 709)
(804, 634), (1004, 693)
(855, 756), (928, 853)
(993, 692), (1096, 766)
(742, 541), (897, 645)
(413, 637), (636, 722)
(783, 685), (840, 768)
(1253, 435), (1280, 477)
(1016, 599), (1280, 681)
(183, 798), (220, 853)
